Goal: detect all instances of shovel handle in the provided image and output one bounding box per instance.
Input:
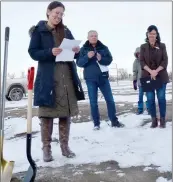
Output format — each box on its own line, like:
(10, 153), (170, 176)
(0, 27), (10, 140)
(28, 67), (34, 90)
(27, 67), (35, 134)
(5, 27), (10, 41)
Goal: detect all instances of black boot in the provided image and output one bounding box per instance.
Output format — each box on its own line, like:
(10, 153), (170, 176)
(160, 118), (166, 128)
(150, 117), (158, 128)
(112, 120), (125, 128)
(136, 109), (143, 115)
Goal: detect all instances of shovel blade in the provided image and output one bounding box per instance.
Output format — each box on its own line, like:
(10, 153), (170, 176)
(23, 165), (36, 182)
(1, 159), (14, 182)
(1, 138), (14, 182)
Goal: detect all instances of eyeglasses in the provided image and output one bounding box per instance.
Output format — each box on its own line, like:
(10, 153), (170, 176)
(56, 12), (65, 17)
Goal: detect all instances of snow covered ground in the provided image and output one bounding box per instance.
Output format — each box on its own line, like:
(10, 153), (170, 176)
(3, 113), (172, 175)
(2, 80), (172, 181)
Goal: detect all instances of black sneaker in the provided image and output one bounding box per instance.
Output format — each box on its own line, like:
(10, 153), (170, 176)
(136, 110), (143, 115)
(112, 121), (125, 128)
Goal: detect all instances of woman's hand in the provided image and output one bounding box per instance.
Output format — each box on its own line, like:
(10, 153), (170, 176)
(72, 46), (80, 54)
(150, 70), (158, 80)
(150, 70), (158, 77)
(52, 48), (62, 56)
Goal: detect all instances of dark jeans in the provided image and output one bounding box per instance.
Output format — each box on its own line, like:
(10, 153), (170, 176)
(138, 86), (149, 112)
(146, 84), (167, 118)
(86, 79), (118, 127)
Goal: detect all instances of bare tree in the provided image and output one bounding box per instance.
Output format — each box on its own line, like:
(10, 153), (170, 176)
(109, 75), (117, 82)
(118, 68), (129, 80)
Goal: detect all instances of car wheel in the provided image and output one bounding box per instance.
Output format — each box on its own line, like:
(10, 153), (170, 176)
(5, 95), (12, 101)
(8, 87), (24, 101)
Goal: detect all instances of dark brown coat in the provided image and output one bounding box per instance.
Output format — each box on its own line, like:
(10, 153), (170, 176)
(38, 24), (79, 118)
(28, 21), (85, 109)
(140, 42), (169, 83)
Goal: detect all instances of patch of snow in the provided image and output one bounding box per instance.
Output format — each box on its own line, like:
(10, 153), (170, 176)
(156, 177), (172, 182)
(106, 167), (111, 170)
(117, 104), (125, 107)
(3, 113), (172, 174)
(116, 170), (123, 173)
(73, 171), (83, 176)
(117, 173), (125, 177)
(94, 171), (104, 174)
(143, 166), (153, 171)
(5, 99), (29, 108)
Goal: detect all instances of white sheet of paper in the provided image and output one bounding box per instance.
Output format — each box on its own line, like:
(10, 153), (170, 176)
(59, 38), (82, 49)
(56, 38), (82, 62)
(56, 49), (75, 62)
(97, 61), (109, 72)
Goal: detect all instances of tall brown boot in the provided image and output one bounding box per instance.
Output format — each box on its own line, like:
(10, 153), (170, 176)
(59, 117), (76, 158)
(160, 118), (166, 128)
(40, 118), (53, 162)
(150, 117), (158, 128)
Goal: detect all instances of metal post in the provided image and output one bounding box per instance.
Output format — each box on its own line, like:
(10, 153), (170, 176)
(115, 63), (118, 85)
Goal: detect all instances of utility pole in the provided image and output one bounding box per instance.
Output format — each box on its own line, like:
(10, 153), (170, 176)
(110, 63), (119, 85)
(115, 63), (118, 85)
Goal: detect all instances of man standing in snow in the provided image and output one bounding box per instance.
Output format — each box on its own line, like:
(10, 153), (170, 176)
(77, 30), (124, 130)
(133, 47), (149, 115)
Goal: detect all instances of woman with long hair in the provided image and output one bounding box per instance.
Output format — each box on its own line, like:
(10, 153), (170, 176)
(28, 1), (85, 162)
(140, 25), (169, 128)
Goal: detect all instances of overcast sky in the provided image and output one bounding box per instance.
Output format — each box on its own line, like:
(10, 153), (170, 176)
(1, 1), (172, 77)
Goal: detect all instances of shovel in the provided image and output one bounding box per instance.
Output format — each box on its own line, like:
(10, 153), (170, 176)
(0, 27), (15, 182)
(23, 67), (37, 182)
